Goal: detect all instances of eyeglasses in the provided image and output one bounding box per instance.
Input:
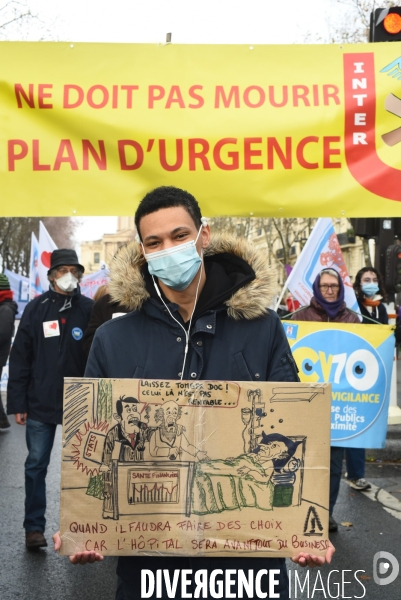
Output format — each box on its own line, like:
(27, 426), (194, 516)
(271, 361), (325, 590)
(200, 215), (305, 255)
(56, 267), (80, 277)
(319, 284), (339, 291)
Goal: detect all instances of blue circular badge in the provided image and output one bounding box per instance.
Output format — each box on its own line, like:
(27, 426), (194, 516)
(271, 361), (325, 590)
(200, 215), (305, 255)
(291, 330), (387, 442)
(72, 327), (83, 341)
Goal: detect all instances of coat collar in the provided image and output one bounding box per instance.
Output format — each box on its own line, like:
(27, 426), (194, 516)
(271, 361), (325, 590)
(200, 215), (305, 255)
(108, 234), (277, 321)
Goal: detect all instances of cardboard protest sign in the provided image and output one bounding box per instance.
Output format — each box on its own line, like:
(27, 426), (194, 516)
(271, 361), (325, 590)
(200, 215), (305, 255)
(60, 379), (330, 557)
(283, 321), (394, 448)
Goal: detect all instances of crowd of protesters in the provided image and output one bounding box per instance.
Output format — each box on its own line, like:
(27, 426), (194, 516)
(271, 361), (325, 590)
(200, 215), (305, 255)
(1, 186), (397, 599)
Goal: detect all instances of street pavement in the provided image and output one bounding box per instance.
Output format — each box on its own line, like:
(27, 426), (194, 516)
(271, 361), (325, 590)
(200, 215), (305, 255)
(0, 415), (118, 600)
(1, 398), (400, 600)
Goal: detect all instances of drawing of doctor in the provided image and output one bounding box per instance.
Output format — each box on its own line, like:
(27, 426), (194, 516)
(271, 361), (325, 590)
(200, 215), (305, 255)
(149, 400), (208, 461)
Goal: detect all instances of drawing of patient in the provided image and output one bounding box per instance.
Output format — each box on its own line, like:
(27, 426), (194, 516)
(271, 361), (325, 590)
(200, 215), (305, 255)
(191, 433), (302, 515)
(233, 432), (301, 482)
(149, 400), (209, 461)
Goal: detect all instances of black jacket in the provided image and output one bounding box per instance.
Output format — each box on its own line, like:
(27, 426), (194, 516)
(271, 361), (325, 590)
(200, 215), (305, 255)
(0, 298), (18, 369)
(7, 287), (93, 423)
(357, 299), (388, 324)
(87, 236), (299, 383)
(82, 293), (130, 356)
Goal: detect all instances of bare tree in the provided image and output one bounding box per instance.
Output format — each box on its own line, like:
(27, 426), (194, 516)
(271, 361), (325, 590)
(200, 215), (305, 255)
(0, 217), (38, 275)
(207, 216), (317, 284)
(0, 0), (56, 40)
(0, 217), (79, 276)
(0, 1), (31, 33)
(267, 218), (316, 282)
(325, 0), (398, 44)
(208, 217), (253, 239)
(42, 217), (79, 249)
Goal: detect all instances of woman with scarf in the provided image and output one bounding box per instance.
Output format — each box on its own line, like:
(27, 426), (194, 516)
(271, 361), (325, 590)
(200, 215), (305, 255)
(292, 268), (359, 324)
(292, 268), (360, 533)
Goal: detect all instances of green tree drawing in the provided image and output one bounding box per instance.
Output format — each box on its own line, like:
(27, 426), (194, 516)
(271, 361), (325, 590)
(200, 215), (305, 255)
(97, 379), (113, 422)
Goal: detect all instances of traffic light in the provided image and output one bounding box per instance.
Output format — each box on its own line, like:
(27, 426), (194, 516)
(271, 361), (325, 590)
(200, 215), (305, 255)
(385, 245), (401, 293)
(370, 8), (401, 42)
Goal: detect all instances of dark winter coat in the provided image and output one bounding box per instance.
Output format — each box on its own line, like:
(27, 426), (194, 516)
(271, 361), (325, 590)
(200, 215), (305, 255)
(7, 287), (93, 423)
(86, 235), (299, 383)
(357, 299), (388, 324)
(85, 234), (298, 583)
(0, 299), (18, 369)
(82, 293), (130, 356)
(292, 296), (360, 323)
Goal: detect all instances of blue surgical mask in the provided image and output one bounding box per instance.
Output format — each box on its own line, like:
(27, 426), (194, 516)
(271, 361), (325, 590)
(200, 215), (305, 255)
(362, 283), (379, 297)
(143, 227), (203, 291)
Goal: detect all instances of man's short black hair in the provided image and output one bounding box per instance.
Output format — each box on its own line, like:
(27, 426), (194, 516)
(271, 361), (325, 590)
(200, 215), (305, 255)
(116, 395), (139, 417)
(135, 186), (202, 241)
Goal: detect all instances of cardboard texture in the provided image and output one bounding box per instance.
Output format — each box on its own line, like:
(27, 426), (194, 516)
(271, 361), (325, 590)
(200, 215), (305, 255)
(60, 379), (331, 557)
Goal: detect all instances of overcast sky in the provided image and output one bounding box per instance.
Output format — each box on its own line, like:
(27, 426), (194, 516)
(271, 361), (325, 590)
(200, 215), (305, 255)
(3, 0), (347, 243)
(30, 0), (335, 45)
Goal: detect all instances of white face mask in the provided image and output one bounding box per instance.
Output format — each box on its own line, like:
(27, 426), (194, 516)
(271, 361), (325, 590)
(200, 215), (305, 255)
(56, 272), (79, 293)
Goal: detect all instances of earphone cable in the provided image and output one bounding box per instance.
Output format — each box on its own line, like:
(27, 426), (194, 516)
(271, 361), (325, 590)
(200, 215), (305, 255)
(152, 260), (203, 380)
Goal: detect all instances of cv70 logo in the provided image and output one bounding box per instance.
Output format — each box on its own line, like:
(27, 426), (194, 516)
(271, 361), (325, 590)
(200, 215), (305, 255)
(344, 53), (401, 202)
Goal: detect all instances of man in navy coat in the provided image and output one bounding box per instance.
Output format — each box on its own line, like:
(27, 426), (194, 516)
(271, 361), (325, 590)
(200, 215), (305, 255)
(8, 249), (93, 549)
(54, 188), (334, 598)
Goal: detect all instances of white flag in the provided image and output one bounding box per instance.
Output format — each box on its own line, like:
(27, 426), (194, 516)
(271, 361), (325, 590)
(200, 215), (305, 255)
(285, 218), (359, 312)
(29, 233), (42, 299)
(38, 221), (57, 292)
(80, 268), (110, 299)
(4, 268), (29, 318)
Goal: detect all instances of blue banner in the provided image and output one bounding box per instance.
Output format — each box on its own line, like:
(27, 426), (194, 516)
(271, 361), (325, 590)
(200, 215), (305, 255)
(284, 321), (394, 449)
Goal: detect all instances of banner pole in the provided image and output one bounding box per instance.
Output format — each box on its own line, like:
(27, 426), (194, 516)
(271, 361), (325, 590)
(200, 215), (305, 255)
(274, 283), (288, 312)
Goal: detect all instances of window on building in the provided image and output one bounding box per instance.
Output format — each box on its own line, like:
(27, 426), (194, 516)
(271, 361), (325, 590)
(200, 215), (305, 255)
(94, 252), (100, 264)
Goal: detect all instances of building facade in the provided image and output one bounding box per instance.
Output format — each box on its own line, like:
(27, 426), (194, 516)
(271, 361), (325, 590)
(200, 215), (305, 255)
(80, 216), (367, 285)
(80, 217), (136, 273)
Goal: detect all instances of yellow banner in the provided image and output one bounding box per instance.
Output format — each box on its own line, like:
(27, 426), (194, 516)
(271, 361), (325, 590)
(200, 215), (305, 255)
(2, 42), (401, 216)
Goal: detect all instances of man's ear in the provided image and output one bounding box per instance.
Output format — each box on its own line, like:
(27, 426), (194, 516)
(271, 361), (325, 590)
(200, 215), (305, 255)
(113, 413), (121, 422)
(201, 223), (211, 249)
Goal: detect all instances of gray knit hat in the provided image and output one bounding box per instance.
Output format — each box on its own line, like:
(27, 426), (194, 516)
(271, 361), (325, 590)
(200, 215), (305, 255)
(0, 273), (11, 291)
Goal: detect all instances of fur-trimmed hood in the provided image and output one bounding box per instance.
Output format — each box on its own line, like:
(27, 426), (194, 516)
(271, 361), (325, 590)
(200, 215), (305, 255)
(109, 234), (277, 320)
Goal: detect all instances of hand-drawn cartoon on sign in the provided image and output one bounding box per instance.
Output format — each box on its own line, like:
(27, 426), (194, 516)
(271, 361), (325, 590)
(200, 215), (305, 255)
(149, 400), (209, 462)
(60, 379), (331, 557)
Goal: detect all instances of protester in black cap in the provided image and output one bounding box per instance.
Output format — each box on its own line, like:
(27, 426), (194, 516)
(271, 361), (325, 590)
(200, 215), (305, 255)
(7, 249), (93, 549)
(0, 274), (18, 429)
